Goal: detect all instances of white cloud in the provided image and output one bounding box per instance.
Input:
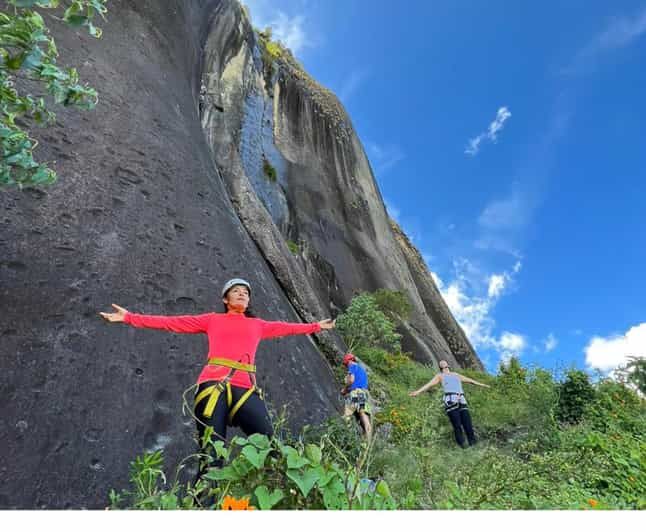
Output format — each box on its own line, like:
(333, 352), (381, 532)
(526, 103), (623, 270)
(244, 1), (312, 56)
(475, 180), (541, 258)
(432, 260), (525, 366)
(544, 333), (558, 353)
(487, 273), (506, 298)
(478, 184), (529, 231)
(584, 323), (646, 373)
(269, 12), (309, 54)
(565, 6), (646, 75)
(498, 332), (527, 363)
(430, 271), (444, 289)
(465, 106), (512, 156)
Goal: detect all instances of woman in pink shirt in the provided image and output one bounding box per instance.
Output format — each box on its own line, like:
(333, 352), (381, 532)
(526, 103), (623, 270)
(100, 278), (335, 464)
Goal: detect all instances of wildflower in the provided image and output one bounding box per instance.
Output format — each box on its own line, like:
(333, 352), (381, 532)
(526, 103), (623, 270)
(587, 498), (598, 508)
(221, 495), (256, 510)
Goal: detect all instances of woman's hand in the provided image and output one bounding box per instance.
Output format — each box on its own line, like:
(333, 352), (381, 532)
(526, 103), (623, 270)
(408, 390), (420, 397)
(99, 304), (128, 323)
(318, 318), (336, 330)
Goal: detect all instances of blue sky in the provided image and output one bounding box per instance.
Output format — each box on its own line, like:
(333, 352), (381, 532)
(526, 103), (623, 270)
(244, 0), (646, 375)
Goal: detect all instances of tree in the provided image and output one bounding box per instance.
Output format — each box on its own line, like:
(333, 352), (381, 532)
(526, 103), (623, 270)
(336, 292), (402, 353)
(372, 289), (412, 322)
(615, 356), (646, 396)
(1, 0), (107, 188)
(556, 369), (595, 424)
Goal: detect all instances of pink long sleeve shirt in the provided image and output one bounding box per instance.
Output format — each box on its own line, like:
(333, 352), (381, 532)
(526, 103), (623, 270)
(123, 311), (321, 388)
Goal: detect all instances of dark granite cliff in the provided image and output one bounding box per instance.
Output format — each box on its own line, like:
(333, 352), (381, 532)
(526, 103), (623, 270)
(0, 0), (481, 508)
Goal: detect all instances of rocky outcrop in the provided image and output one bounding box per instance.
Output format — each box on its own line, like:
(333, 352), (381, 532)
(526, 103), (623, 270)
(199, 1), (482, 368)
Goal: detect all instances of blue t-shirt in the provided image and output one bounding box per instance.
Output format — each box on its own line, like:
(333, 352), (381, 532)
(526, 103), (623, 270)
(348, 362), (368, 391)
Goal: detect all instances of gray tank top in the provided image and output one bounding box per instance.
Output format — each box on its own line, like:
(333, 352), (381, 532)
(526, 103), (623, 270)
(441, 373), (467, 404)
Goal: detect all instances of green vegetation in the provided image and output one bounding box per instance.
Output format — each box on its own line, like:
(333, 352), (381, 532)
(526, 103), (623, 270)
(1, 0), (107, 188)
(109, 290), (645, 509)
(372, 288), (412, 322)
(286, 239), (299, 254)
(109, 416), (397, 510)
(336, 292), (402, 353)
(262, 156), (276, 182)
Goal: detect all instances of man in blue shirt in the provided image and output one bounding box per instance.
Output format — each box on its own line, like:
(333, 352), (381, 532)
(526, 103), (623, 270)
(341, 353), (372, 439)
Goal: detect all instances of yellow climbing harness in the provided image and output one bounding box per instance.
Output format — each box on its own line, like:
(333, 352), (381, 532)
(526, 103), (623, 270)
(194, 357), (262, 423)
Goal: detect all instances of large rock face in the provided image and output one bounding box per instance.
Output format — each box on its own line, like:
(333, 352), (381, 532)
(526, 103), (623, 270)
(200, 1), (482, 370)
(0, 0), (481, 508)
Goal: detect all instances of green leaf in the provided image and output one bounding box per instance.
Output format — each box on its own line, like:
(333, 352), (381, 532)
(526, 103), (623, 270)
(254, 486), (284, 510)
(375, 480), (392, 498)
(203, 465), (241, 481)
(230, 436), (249, 447)
(241, 445), (271, 469)
(287, 467), (319, 498)
(247, 433), (270, 449)
(9, 0), (57, 7)
(321, 478), (348, 509)
(210, 440), (229, 460)
(304, 444), (322, 464)
(283, 447), (310, 469)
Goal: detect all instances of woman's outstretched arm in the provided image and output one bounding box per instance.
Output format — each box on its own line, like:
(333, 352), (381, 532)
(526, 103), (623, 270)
(99, 303), (212, 333)
(456, 373), (491, 388)
(409, 374), (442, 397)
(260, 318), (335, 339)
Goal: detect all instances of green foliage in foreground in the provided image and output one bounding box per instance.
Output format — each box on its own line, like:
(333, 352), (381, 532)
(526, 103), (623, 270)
(1, 0), (107, 188)
(110, 356), (644, 510)
(109, 291), (645, 510)
(109, 418), (397, 510)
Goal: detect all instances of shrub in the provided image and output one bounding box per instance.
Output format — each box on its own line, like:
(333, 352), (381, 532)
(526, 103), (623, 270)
(557, 369), (595, 424)
(336, 293), (402, 353)
(110, 429), (398, 510)
(262, 156), (276, 182)
(286, 240), (299, 254)
(372, 289), (412, 321)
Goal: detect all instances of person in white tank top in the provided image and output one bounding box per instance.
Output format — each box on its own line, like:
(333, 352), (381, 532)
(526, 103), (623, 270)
(409, 360), (490, 447)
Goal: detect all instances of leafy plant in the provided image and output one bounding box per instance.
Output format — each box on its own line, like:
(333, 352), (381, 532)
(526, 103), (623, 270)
(557, 369), (595, 424)
(1, 0), (107, 187)
(372, 289), (412, 321)
(110, 429), (398, 510)
(262, 156), (276, 182)
(286, 239), (299, 254)
(336, 292), (402, 353)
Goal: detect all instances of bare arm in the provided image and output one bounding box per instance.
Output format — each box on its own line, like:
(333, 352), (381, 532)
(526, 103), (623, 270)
(341, 373), (354, 396)
(409, 374), (442, 397)
(456, 373), (491, 388)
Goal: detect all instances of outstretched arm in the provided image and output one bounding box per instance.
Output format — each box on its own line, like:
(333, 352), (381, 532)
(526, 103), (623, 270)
(99, 304), (211, 334)
(456, 373), (491, 388)
(260, 318), (335, 339)
(409, 374), (442, 397)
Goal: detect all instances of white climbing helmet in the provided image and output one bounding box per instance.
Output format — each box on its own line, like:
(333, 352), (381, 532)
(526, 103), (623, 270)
(221, 278), (252, 297)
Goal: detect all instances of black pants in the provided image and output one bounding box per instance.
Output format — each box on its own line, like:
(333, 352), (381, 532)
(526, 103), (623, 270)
(445, 403), (476, 447)
(194, 381), (273, 472)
